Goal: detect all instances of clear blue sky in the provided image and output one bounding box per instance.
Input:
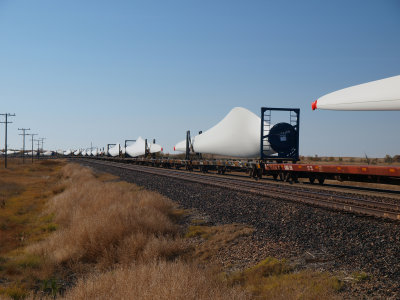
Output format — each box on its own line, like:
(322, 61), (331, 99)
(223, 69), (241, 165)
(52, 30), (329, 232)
(0, 0), (399, 157)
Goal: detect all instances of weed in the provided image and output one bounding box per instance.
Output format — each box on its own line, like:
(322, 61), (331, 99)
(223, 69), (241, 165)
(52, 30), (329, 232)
(51, 184), (66, 195)
(15, 254), (42, 269)
(0, 284), (28, 300)
(185, 224), (255, 265)
(40, 278), (60, 298)
(46, 223), (58, 232)
(185, 225), (209, 238)
(229, 258), (342, 299)
(169, 208), (188, 221)
(191, 218), (207, 225)
(352, 271), (370, 282)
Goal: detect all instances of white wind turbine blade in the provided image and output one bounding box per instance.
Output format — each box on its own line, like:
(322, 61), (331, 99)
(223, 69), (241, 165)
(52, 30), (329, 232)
(174, 107), (274, 158)
(126, 137), (146, 157)
(148, 142), (163, 154)
(312, 75), (400, 111)
(108, 144), (120, 157)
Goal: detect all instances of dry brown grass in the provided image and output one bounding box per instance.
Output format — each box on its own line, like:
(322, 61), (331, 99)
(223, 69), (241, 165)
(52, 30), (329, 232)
(0, 159), (66, 298)
(0, 161), (343, 299)
(23, 164), (249, 299)
(228, 257), (342, 300)
(28, 164), (184, 271)
(0, 160), (65, 253)
(186, 223), (254, 263)
(62, 261), (249, 300)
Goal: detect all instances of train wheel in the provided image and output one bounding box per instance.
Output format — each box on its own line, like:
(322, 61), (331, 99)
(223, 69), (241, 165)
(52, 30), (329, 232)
(284, 173), (292, 183)
(292, 174), (299, 183)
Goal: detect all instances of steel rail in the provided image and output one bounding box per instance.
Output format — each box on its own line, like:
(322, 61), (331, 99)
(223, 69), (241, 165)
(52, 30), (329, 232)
(88, 159), (399, 208)
(79, 159), (400, 221)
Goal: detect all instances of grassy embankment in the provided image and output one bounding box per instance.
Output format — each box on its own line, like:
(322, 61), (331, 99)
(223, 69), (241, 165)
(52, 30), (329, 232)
(0, 159), (66, 298)
(1, 159), (343, 299)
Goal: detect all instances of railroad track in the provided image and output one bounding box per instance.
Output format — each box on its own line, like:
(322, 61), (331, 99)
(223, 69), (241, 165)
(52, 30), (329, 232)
(79, 158), (400, 221)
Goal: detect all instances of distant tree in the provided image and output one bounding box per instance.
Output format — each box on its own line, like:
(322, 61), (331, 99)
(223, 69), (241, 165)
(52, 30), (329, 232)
(384, 155), (393, 164)
(393, 155), (400, 163)
(329, 157), (334, 161)
(349, 157), (355, 163)
(338, 157), (343, 162)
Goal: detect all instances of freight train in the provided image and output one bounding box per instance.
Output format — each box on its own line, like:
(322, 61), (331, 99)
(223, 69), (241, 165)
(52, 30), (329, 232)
(63, 106), (400, 187)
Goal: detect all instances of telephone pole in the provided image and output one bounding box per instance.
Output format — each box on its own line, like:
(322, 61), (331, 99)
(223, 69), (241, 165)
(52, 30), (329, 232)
(35, 139), (40, 158)
(39, 137), (46, 152)
(0, 113), (16, 168)
(18, 128), (30, 163)
(28, 133), (37, 163)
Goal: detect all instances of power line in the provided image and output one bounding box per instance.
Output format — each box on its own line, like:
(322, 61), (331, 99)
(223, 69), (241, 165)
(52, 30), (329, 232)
(0, 113), (16, 168)
(18, 128), (30, 163)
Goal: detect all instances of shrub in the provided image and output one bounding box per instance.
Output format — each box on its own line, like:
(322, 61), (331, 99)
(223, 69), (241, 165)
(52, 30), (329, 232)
(62, 261), (249, 300)
(384, 155), (393, 163)
(229, 258), (342, 299)
(0, 284), (28, 300)
(28, 164), (184, 271)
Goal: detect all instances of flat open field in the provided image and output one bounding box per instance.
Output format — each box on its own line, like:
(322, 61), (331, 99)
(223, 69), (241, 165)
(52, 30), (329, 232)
(1, 158), (396, 299)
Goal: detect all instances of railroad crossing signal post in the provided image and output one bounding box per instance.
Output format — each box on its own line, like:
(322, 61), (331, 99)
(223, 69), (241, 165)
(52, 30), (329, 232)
(0, 113), (16, 168)
(18, 128), (30, 163)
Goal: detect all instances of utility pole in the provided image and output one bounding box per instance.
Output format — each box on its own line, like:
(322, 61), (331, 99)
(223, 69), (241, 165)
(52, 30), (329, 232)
(0, 113), (16, 168)
(35, 139), (40, 158)
(39, 137), (46, 152)
(18, 128), (30, 163)
(28, 134), (37, 163)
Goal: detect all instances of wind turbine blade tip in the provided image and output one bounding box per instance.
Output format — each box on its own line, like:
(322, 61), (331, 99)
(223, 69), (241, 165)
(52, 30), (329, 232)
(311, 100), (318, 110)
